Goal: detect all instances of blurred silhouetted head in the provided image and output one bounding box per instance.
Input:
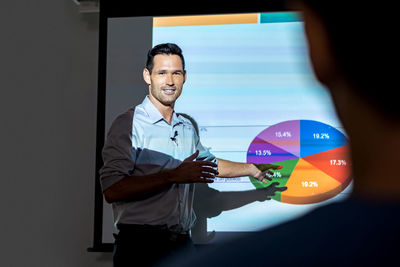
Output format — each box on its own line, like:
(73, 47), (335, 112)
(298, 1), (398, 119)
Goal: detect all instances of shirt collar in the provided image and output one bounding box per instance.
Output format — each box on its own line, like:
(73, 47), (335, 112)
(142, 96), (181, 125)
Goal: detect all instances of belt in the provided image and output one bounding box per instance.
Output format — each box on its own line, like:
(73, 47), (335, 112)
(116, 223), (190, 242)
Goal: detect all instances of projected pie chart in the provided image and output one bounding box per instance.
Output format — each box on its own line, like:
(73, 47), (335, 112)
(246, 120), (352, 204)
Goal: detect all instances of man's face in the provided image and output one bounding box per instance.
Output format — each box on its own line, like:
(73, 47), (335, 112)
(144, 54), (186, 108)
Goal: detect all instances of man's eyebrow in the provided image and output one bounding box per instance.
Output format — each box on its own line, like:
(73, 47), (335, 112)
(155, 69), (184, 73)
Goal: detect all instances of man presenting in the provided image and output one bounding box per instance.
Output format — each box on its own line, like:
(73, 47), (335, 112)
(99, 43), (281, 267)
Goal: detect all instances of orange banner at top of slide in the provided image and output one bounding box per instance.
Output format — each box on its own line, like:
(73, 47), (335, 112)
(153, 13), (258, 27)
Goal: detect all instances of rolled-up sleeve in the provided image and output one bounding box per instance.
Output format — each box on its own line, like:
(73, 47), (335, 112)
(195, 133), (217, 163)
(99, 108), (136, 191)
(179, 112), (217, 164)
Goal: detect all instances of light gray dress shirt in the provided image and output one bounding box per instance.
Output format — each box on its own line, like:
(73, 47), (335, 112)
(99, 96), (216, 233)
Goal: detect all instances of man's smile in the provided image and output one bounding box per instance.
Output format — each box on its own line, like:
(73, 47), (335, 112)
(162, 87), (176, 95)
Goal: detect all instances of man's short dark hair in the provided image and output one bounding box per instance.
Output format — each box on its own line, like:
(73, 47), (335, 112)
(145, 43), (185, 74)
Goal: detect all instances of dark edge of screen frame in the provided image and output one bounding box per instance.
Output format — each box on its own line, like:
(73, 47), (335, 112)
(87, 0), (108, 253)
(88, 0), (290, 253)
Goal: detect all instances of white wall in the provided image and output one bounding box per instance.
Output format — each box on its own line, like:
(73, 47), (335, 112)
(0, 0), (112, 266)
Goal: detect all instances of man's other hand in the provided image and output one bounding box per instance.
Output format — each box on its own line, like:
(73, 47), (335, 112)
(167, 150), (218, 184)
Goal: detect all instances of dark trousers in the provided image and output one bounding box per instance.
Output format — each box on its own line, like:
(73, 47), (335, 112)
(113, 224), (196, 267)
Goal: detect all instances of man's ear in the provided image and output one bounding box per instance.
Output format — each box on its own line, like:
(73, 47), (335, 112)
(143, 68), (151, 85)
(299, 2), (338, 87)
